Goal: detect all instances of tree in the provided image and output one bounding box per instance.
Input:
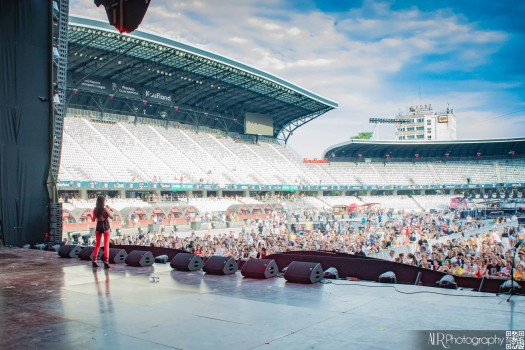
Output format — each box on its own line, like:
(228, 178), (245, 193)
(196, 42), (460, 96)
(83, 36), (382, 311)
(352, 132), (373, 140)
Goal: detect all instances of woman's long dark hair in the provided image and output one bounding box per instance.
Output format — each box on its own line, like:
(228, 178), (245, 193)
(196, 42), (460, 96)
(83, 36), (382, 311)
(94, 195), (106, 218)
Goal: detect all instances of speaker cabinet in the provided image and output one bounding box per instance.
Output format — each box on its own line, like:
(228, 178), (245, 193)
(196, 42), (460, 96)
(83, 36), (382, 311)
(78, 246), (103, 261)
(203, 256), (238, 275)
(125, 250), (154, 267)
(108, 248), (128, 264)
(284, 261), (324, 284)
(49, 202), (63, 244)
(171, 253), (204, 271)
(241, 258), (278, 279)
(58, 245), (82, 258)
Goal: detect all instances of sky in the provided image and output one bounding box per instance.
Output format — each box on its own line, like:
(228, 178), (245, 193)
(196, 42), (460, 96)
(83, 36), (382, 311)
(70, 0), (525, 157)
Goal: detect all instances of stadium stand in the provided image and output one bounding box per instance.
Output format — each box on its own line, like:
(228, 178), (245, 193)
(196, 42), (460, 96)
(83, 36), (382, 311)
(58, 17), (525, 226)
(59, 115), (525, 191)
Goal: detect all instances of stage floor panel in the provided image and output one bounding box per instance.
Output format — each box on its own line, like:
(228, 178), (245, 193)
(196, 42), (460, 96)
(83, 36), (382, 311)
(0, 248), (523, 350)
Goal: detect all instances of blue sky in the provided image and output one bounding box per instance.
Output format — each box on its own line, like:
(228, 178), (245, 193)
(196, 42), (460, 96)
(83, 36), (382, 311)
(70, 0), (525, 157)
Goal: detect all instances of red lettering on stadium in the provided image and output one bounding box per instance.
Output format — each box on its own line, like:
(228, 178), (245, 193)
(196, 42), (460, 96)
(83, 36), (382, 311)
(303, 158), (328, 164)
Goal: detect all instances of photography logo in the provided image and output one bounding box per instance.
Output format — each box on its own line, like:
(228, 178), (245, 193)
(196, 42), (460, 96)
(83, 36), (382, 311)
(417, 330), (524, 349)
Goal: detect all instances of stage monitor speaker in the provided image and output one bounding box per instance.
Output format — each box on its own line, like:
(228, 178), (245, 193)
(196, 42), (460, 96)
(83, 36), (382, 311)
(78, 246), (103, 261)
(58, 245), (82, 258)
(171, 253), (203, 271)
(203, 256), (238, 275)
(108, 248), (128, 264)
(284, 261), (323, 284)
(241, 258), (278, 279)
(125, 250), (154, 267)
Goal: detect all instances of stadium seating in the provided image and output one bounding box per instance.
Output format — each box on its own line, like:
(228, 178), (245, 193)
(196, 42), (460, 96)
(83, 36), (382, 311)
(58, 115), (525, 191)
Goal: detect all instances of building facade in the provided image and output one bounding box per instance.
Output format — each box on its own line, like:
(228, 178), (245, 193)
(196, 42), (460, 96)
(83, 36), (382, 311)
(395, 104), (456, 141)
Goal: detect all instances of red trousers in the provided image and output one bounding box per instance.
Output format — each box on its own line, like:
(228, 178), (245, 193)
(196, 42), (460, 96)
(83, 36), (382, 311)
(94, 231), (110, 261)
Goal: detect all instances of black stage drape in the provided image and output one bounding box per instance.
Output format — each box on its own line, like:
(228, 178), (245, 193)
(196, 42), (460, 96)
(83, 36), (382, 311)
(0, 0), (51, 246)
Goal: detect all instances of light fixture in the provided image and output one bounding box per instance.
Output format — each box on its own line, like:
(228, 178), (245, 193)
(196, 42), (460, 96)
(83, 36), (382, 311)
(436, 274), (457, 289)
(323, 267), (339, 279)
(378, 271), (397, 284)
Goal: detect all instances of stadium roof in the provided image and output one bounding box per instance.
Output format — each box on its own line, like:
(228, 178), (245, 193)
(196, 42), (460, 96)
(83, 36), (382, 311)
(66, 16), (337, 142)
(323, 138), (525, 160)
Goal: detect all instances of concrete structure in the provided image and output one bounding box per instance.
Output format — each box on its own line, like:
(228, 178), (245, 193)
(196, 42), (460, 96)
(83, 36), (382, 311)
(396, 104), (457, 141)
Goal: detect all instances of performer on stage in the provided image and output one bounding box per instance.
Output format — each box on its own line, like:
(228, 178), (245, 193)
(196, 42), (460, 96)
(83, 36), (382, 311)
(90, 195), (113, 269)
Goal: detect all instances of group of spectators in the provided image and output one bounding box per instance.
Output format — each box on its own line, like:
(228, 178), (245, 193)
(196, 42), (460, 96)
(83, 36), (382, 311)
(90, 207), (525, 281)
(385, 224), (525, 281)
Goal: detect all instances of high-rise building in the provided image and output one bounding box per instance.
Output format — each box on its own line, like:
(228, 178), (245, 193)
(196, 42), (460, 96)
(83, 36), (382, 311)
(395, 104), (456, 141)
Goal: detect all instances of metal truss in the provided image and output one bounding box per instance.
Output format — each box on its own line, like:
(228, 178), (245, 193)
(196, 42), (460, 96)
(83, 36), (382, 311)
(277, 107), (332, 144)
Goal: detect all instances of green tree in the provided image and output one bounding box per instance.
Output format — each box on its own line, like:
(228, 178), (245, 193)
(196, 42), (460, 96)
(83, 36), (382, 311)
(352, 131), (373, 140)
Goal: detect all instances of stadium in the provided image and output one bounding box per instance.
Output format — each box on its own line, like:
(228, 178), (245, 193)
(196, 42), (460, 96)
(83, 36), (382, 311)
(57, 17), (525, 233)
(1, 2), (525, 350)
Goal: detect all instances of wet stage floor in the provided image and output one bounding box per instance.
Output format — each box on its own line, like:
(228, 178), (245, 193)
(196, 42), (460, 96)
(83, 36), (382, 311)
(0, 247), (523, 350)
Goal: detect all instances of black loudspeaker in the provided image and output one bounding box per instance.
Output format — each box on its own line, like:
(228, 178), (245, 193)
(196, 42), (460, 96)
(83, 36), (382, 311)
(170, 253), (203, 271)
(78, 246), (103, 261)
(241, 259), (278, 279)
(49, 202), (63, 244)
(58, 245), (82, 258)
(125, 250), (154, 267)
(108, 248), (128, 264)
(203, 256), (238, 275)
(284, 261), (324, 284)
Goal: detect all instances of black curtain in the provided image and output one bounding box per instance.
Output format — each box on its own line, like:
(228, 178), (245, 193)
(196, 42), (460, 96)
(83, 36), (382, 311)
(0, 0), (51, 246)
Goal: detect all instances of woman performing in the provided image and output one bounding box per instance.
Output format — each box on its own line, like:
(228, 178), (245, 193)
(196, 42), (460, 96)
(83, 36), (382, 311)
(90, 195), (114, 269)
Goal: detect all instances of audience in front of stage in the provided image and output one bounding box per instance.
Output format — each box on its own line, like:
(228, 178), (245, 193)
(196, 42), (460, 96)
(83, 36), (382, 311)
(106, 211), (523, 280)
(64, 208), (523, 281)
(394, 224), (525, 280)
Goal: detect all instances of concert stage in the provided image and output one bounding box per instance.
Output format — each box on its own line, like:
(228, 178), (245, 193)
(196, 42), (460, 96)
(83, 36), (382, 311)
(1, 247), (523, 350)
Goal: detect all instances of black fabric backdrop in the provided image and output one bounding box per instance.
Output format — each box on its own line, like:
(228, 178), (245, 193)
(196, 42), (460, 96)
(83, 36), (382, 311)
(0, 0), (51, 246)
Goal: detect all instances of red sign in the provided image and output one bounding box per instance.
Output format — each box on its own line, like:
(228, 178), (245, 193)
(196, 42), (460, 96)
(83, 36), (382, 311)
(303, 158), (328, 164)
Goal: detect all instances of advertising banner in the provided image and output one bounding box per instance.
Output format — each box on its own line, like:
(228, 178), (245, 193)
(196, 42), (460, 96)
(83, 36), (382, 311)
(111, 81), (141, 99)
(144, 87), (173, 104)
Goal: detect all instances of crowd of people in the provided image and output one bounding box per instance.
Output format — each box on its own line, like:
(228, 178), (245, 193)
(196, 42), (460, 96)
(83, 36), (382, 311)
(385, 224), (525, 281)
(80, 208), (525, 281)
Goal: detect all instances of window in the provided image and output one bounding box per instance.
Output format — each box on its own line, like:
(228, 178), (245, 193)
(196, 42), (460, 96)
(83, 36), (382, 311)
(417, 118), (424, 123)
(427, 136), (432, 140)
(427, 119), (432, 125)
(427, 128), (432, 133)
(417, 134), (424, 139)
(406, 127), (414, 131)
(416, 126), (424, 131)
(407, 135), (415, 139)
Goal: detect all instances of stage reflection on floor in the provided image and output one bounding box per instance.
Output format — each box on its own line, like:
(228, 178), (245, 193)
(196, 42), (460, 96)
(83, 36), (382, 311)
(0, 248), (523, 350)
